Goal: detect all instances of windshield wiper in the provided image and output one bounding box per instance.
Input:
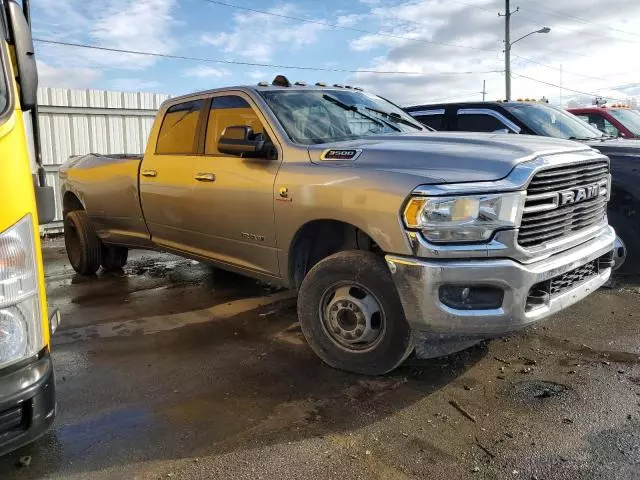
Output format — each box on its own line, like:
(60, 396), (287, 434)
(364, 106), (423, 130)
(322, 94), (401, 132)
(570, 136), (610, 141)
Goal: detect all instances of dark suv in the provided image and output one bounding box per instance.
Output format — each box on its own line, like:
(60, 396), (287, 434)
(405, 101), (640, 273)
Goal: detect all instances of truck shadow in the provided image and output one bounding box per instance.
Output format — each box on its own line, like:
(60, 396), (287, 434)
(0, 302), (486, 478)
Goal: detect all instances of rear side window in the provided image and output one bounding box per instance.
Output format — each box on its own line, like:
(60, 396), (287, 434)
(413, 113), (444, 130)
(156, 99), (205, 154)
(456, 113), (508, 132)
(204, 95), (265, 155)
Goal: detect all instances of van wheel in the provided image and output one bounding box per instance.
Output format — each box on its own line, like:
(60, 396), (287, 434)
(101, 245), (128, 271)
(64, 211), (101, 276)
(297, 250), (414, 375)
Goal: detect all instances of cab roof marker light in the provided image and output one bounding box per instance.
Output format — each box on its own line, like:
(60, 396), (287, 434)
(315, 82), (327, 87)
(272, 75), (291, 87)
(257, 81), (269, 87)
(354, 87), (364, 91)
(294, 81), (307, 86)
(333, 84), (344, 88)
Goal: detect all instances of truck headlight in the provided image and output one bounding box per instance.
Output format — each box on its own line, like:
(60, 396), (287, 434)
(403, 192), (525, 243)
(0, 215), (43, 368)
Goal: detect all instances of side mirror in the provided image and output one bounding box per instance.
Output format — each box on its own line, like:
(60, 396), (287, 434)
(7, 1), (38, 110)
(218, 125), (266, 157)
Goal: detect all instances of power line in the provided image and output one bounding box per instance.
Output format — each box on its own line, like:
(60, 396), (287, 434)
(34, 38), (502, 76)
(513, 54), (640, 84)
(511, 72), (628, 101)
(201, 0), (494, 52)
(519, 4), (640, 39)
(516, 5), (640, 45)
(511, 54), (610, 82)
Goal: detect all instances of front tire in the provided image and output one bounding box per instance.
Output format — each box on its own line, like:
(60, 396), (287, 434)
(63, 210), (101, 276)
(297, 250), (414, 375)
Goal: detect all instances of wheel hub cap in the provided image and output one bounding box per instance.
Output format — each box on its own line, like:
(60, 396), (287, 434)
(321, 284), (384, 350)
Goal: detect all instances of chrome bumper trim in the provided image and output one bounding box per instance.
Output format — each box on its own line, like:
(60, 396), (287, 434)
(387, 226), (615, 337)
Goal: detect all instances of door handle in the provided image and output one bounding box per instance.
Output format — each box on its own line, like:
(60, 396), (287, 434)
(194, 172), (216, 182)
(141, 169), (158, 177)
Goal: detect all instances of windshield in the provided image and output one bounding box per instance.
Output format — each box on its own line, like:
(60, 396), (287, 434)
(609, 109), (640, 137)
(505, 104), (604, 140)
(259, 89), (424, 145)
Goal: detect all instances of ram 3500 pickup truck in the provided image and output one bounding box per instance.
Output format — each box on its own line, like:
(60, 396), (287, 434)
(60, 77), (615, 375)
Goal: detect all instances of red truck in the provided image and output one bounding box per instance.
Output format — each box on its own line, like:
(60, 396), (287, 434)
(568, 105), (640, 139)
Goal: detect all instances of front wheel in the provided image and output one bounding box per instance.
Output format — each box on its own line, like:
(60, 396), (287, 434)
(297, 250), (414, 375)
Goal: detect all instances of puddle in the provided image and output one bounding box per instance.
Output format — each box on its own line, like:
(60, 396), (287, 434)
(509, 380), (573, 405)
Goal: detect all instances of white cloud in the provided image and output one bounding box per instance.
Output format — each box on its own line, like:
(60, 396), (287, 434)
(34, 0), (179, 85)
(110, 78), (164, 91)
(347, 0), (640, 107)
(199, 4), (326, 62)
(336, 14), (363, 27)
(248, 70), (268, 80)
(183, 66), (232, 78)
(37, 61), (102, 88)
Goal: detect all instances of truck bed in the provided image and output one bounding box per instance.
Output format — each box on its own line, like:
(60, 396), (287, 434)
(60, 153), (150, 246)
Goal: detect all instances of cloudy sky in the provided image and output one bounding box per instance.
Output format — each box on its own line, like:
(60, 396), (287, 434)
(32, 0), (640, 106)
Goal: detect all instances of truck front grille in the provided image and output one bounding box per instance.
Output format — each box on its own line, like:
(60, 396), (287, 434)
(518, 160), (609, 248)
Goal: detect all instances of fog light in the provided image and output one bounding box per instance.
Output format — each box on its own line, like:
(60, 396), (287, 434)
(0, 309), (28, 365)
(439, 285), (504, 310)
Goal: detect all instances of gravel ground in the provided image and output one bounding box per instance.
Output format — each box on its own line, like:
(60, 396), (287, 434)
(0, 241), (639, 479)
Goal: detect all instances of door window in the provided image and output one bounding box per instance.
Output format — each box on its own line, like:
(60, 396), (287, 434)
(456, 113), (509, 132)
(155, 99), (205, 154)
(205, 95), (265, 155)
(412, 111), (444, 130)
(587, 114), (619, 137)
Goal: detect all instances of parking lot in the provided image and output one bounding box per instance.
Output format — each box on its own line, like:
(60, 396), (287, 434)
(0, 241), (639, 479)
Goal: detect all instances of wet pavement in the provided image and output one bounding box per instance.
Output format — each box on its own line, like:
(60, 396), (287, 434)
(1, 240), (640, 479)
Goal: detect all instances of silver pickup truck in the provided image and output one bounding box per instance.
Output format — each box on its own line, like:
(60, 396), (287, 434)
(60, 76), (615, 375)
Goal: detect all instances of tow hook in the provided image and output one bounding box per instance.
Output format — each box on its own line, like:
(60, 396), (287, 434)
(612, 236), (627, 271)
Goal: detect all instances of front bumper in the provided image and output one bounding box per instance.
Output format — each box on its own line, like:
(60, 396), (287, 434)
(386, 226), (615, 337)
(0, 350), (55, 456)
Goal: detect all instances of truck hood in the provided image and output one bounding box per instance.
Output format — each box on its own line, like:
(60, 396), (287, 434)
(307, 132), (592, 184)
(584, 138), (640, 158)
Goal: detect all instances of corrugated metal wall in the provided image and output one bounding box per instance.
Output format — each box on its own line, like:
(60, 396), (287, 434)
(38, 87), (170, 233)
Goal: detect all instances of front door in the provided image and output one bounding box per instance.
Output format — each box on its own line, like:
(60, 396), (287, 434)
(188, 93), (282, 276)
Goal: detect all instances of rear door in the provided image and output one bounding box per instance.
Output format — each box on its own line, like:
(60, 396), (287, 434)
(139, 98), (206, 249)
(453, 108), (521, 133)
(408, 108), (446, 130)
(186, 92), (282, 276)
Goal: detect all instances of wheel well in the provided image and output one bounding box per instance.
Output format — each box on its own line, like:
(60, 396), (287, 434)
(63, 191), (84, 216)
(289, 220), (382, 289)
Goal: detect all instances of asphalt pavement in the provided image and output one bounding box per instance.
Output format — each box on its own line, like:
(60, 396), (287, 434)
(0, 240), (639, 479)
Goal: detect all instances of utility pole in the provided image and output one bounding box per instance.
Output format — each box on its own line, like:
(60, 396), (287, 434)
(499, 1), (519, 101)
(482, 79), (486, 101)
